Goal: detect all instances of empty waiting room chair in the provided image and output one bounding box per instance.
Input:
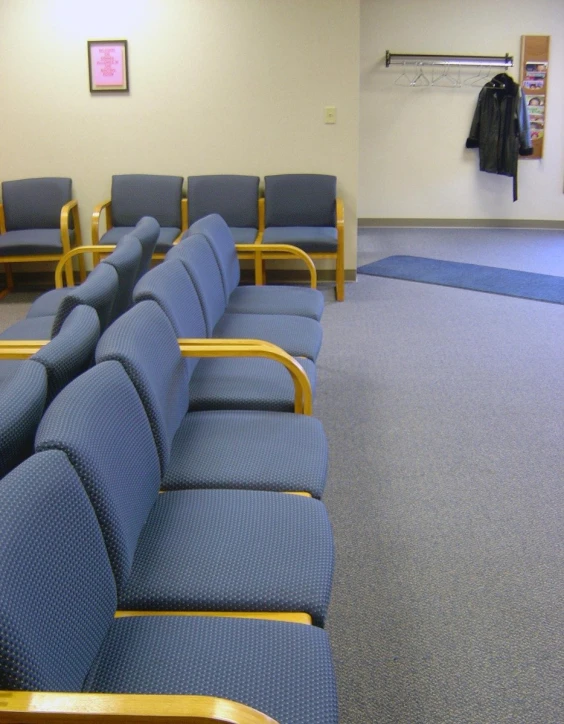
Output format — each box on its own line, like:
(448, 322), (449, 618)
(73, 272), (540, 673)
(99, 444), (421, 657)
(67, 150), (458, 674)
(0, 177), (85, 297)
(262, 174), (345, 300)
(0, 449), (338, 723)
(133, 258), (316, 413)
(187, 174), (261, 243)
(188, 213), (324, 321)
(36, 360), (334, 625)
(92, 174), (185, 256)
(96, 300), (328, 497)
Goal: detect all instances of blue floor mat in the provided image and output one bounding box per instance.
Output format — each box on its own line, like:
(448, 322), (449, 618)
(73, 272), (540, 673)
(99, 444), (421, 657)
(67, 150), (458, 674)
(358, 255), (564, 305)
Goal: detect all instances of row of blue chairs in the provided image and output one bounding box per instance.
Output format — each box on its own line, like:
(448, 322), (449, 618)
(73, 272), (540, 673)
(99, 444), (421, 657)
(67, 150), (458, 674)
(0, 215), (338, 723)
(0, 173), (345, 301)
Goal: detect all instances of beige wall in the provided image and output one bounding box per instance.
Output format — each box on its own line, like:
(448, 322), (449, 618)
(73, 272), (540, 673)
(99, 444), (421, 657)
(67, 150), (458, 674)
(360, 0), (564, 221)
(0, 0), (359, 270)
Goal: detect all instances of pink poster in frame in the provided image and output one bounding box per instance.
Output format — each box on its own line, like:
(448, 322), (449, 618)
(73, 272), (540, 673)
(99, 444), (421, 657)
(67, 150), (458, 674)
(88, 40), (129, 92)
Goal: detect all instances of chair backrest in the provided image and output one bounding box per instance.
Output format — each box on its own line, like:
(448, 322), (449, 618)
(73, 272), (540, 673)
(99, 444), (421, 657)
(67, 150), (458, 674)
(101, 234), (143, 321)
(35, 361), (162, 593)
(131, 215), (161, 278)
(165, 233), (226, 335)
(96, 301), (191, 476)
(111, 174), (183, 228)
(1, 177), (73, 231)
(132, 259), (207, 377)
(187, 213), (240, 301)
(51, 262), (119, 337)
(0, 449), (116, 691)
(0, 360), (47, 479)
(188, 175), (259, 228)
(264, 174), (337, 227)
(33, 304), (100, 404)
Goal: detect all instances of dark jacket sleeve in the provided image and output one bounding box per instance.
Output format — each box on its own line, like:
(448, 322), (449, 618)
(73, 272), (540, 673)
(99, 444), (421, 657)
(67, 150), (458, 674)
(517, 90), (534, 156)
(466, 89), (484, 148)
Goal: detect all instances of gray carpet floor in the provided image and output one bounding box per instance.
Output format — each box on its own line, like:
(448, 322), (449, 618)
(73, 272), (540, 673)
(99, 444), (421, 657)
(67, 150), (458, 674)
(1, 228), (563, 722)
(317, 227), (564, 723)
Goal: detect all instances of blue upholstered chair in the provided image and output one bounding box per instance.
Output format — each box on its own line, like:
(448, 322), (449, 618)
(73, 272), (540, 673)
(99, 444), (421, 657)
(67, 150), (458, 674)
(0, 177), (84, 297)
(96, 300), (327, 497)
(0, 261), (118, 342)
(187, 175), (261, 243)
(262, 174), (345, 300)
(36, 360), (334, 625)
(92, 174), (186, 256)
(0, 304), (100, 412)
(189, 213), (324, 321)
(167, 234), (322, 362)
(0, 450), (338, 723)
(0, 360), (47, 479)
(133, 259), (316, 413)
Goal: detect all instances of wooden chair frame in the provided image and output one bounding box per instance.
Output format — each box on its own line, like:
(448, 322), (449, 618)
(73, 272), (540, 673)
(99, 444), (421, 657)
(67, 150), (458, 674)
(0, 200), (86, 299)
(256, 197), (345, 300)
(0, 691), (278, 723)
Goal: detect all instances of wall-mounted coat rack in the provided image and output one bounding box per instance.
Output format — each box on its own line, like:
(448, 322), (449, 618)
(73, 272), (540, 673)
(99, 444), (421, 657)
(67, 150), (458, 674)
(385, 52), (513, 68)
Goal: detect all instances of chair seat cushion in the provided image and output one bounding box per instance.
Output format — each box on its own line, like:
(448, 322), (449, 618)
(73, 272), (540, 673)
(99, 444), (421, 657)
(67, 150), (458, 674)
(101, 226), (180, 252)
(84, 616), (338, 724)
(117, 489), (333, 626)
(26, 287), (69, 318)
(230, 227), (258, 243)
(262, 226), (338, 253)
(0, 229), (63, 256)
(188, 356), (316, 412)
(0, 315), (54, 340)
(162, 409), (327, 498)
(212, 313), (322, 362)
(227, 285), (324, 321)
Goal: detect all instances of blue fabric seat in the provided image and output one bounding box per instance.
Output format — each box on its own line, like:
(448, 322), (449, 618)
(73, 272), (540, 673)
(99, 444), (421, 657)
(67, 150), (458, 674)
(0, 450), (337, 722)
(96, 300), (327, 497)
(167, 234), (323, 361)
(0, 262), (118, 341)
(0, 360), (47, 478)
(262, 174), (345, 301)
(189, 213), (324, 320)
(0, 177), (83, 294)
(133, 259), (316, 412)
(187, 174), (260, 243)
(35, 361), (334, 624)
(93, 174), (184, 254)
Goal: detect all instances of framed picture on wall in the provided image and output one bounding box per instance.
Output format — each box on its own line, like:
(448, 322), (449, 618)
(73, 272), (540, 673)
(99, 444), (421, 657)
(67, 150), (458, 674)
(87, 40), (129, 93)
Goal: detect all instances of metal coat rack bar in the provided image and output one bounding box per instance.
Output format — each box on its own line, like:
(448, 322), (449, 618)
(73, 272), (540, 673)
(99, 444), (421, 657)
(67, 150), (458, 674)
(385, 51), (513, 68)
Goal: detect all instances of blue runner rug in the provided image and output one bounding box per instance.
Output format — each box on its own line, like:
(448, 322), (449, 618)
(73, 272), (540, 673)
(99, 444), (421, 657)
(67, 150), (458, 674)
(358, 255), (564, 304)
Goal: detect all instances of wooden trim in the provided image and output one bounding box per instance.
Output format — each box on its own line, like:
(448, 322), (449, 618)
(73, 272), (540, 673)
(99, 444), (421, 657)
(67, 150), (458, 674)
(114, 611), (312, 624)
(0, 203), (6, 234)
(0, 691), (278, 723)
(177, 338), (312, 415)
(91, 199), (112, 265)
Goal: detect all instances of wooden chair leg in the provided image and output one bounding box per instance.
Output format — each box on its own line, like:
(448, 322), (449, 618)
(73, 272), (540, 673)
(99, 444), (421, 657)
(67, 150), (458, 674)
(335, 254), (345, 301)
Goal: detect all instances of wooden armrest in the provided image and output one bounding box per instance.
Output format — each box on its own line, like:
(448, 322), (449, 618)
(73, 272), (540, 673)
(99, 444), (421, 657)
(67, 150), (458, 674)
(0, 203), (6, 234)
(0, 691), (278, 723)
(336, 197), (344, 232)
(53, 244), (119, 287)
(177, 338), (312, 415)
(236, 243), (317, 288)
(0, 340), (49, 359)
(91, 199), (112, 245)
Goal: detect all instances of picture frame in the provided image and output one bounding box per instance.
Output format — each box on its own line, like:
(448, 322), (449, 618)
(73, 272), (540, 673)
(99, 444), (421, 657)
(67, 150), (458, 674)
(87, 40), (129, 93)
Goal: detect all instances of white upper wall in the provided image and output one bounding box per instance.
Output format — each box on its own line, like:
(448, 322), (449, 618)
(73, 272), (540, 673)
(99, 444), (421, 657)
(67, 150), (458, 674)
(360, 0), (564, 220)
(0, 0), (359, 267)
